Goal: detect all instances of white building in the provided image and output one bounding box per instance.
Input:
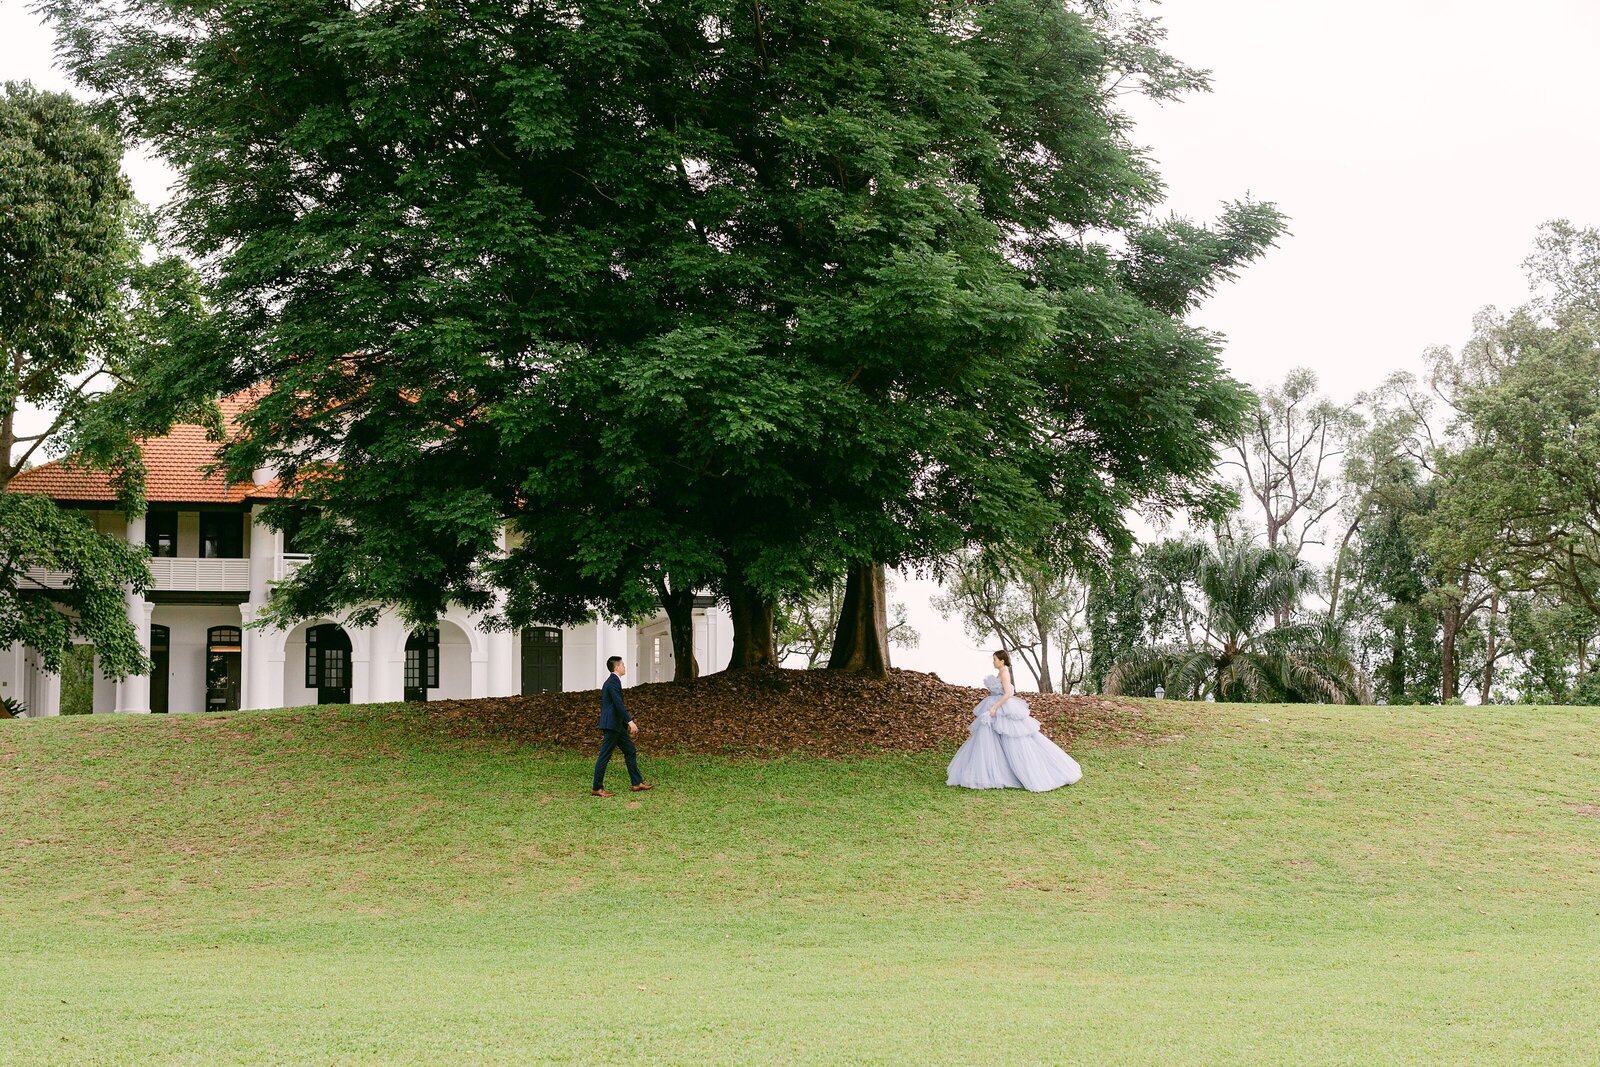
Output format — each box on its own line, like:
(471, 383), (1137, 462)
(3, 397), (730, 716)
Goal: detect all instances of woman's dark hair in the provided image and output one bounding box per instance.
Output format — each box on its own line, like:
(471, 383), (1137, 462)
(993, 649), (1012, 671)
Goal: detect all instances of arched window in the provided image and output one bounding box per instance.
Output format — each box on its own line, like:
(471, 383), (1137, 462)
(207, 626), (241, 653)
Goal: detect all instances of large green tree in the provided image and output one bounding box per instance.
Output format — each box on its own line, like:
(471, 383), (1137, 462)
(1345, 478), (1441, 704)
(1433, 305), (1600, 622)
(1229, 368), (1359, 564)
(0, 82), (204, 679)
(48, 1), (1281, 677)
(1502, 592), (1600, 704)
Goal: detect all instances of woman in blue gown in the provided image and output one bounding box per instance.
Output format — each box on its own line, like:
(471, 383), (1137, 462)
(947, 650), (1082, 792)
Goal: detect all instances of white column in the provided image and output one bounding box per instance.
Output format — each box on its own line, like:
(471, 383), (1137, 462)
(240, 604), (264, 711)
(693, 610), (708, 675)
(1, 642), (23, 713)
(246, 504), (276, 600)
(241, 504), (279, 711)
(32, 659), (62, 717)
(469, 652), (489, 698)
(368, 616), (404, 704)
(114, 600), (154, 714)
(595, 619), (628, 689)
(114, 514), (153, 714)
(479, 610), (516, 697)
(709, 604), (732, 674)
(264, 646), (286, 710)
(485, 528), (519, 698)
(350, 624), (374, 705)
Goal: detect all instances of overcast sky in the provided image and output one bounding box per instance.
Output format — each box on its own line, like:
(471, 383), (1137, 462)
(6, 0), (1598, 686)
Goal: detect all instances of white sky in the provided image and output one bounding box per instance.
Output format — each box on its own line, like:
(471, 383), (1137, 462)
(6, 0), (1598, 687)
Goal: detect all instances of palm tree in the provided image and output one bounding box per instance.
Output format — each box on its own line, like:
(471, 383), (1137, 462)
(1107, 539), (1366, 703)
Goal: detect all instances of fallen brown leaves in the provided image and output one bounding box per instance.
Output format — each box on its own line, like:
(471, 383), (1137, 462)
(419, 667), (1145, 759)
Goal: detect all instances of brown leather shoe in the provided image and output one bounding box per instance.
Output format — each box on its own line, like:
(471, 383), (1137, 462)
(591, 789), (614, 797)
(630, 782), (654, 792)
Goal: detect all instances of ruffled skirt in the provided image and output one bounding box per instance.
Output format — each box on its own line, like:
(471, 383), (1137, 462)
(947, 693), (1082, 792)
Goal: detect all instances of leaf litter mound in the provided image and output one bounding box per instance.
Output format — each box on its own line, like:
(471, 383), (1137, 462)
(421, 667), (1146, 758)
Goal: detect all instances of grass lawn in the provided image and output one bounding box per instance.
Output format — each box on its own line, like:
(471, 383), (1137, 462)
(2, 698), (1598, 1065)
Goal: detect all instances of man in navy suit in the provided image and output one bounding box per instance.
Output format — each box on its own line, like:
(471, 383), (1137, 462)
(592, 655), (652, 796)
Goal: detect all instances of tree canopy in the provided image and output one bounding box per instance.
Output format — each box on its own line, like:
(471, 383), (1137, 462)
(0, 82), (204, 678)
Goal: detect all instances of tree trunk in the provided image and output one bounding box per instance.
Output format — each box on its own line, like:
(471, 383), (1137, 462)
(1387, 620), (1405, 701)
(1440, 601), (1460, 702)
(726, 580), (776, 669)
(1265, 520), (1290, 629)
(1, 387), (16, 489)
(660, 586), (700, 682)
(1327, 517), (1360, 622)
(1035, 630), (1054, 694)
(1480, 592), (1499, 704)
(827, 561), (890, 677)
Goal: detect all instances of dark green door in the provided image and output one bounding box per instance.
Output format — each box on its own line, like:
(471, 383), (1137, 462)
(150, 625), (170, 714)
(521, 628), (562, 694)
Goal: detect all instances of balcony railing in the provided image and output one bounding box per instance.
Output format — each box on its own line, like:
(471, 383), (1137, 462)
(23, 557), (251, 593)
(149, 557), (251, 592)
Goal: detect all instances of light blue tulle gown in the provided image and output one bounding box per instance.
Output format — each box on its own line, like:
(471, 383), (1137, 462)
(947, 675), (1083, 792)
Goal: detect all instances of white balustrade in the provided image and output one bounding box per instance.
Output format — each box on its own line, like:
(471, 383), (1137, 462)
(148, 557), (252, 592)
(24, 557), (252, 593)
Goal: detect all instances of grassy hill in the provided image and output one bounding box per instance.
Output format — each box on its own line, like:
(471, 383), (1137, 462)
(2, 681), (1599, 1065)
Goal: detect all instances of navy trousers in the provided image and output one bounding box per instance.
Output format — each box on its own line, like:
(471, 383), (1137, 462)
(593, 728), (643, 790)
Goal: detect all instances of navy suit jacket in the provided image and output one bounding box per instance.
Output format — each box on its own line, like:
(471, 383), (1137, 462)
(599, 672), (631, 732)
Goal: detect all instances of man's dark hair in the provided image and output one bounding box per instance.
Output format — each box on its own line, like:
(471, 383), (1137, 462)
(606, 655), (623, 673)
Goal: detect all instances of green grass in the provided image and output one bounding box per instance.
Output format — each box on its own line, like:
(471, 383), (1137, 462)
(2, 700), (1599, 1065)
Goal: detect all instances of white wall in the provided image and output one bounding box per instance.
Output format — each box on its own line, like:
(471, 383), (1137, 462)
(93, 656), (116, 713)
(150, 605), (242, 714)
(276, 613), (483, 707)
(632, 605), (732, 682)
(281, 621), (318, 708)
(562, 621), (599, 693)
(434, 622), (473, 700)
(635, 619), (671, 683)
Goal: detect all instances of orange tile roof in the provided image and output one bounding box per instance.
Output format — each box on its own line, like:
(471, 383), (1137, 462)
(7, 391), (282, 505)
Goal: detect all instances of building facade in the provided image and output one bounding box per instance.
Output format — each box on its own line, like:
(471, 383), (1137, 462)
(3, 402), (730, 717)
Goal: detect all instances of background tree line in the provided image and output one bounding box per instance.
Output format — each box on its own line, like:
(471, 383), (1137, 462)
(938, 220), (1600, 705)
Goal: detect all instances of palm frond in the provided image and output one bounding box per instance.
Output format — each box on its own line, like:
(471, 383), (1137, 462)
(1106, 645), (1214, 699)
